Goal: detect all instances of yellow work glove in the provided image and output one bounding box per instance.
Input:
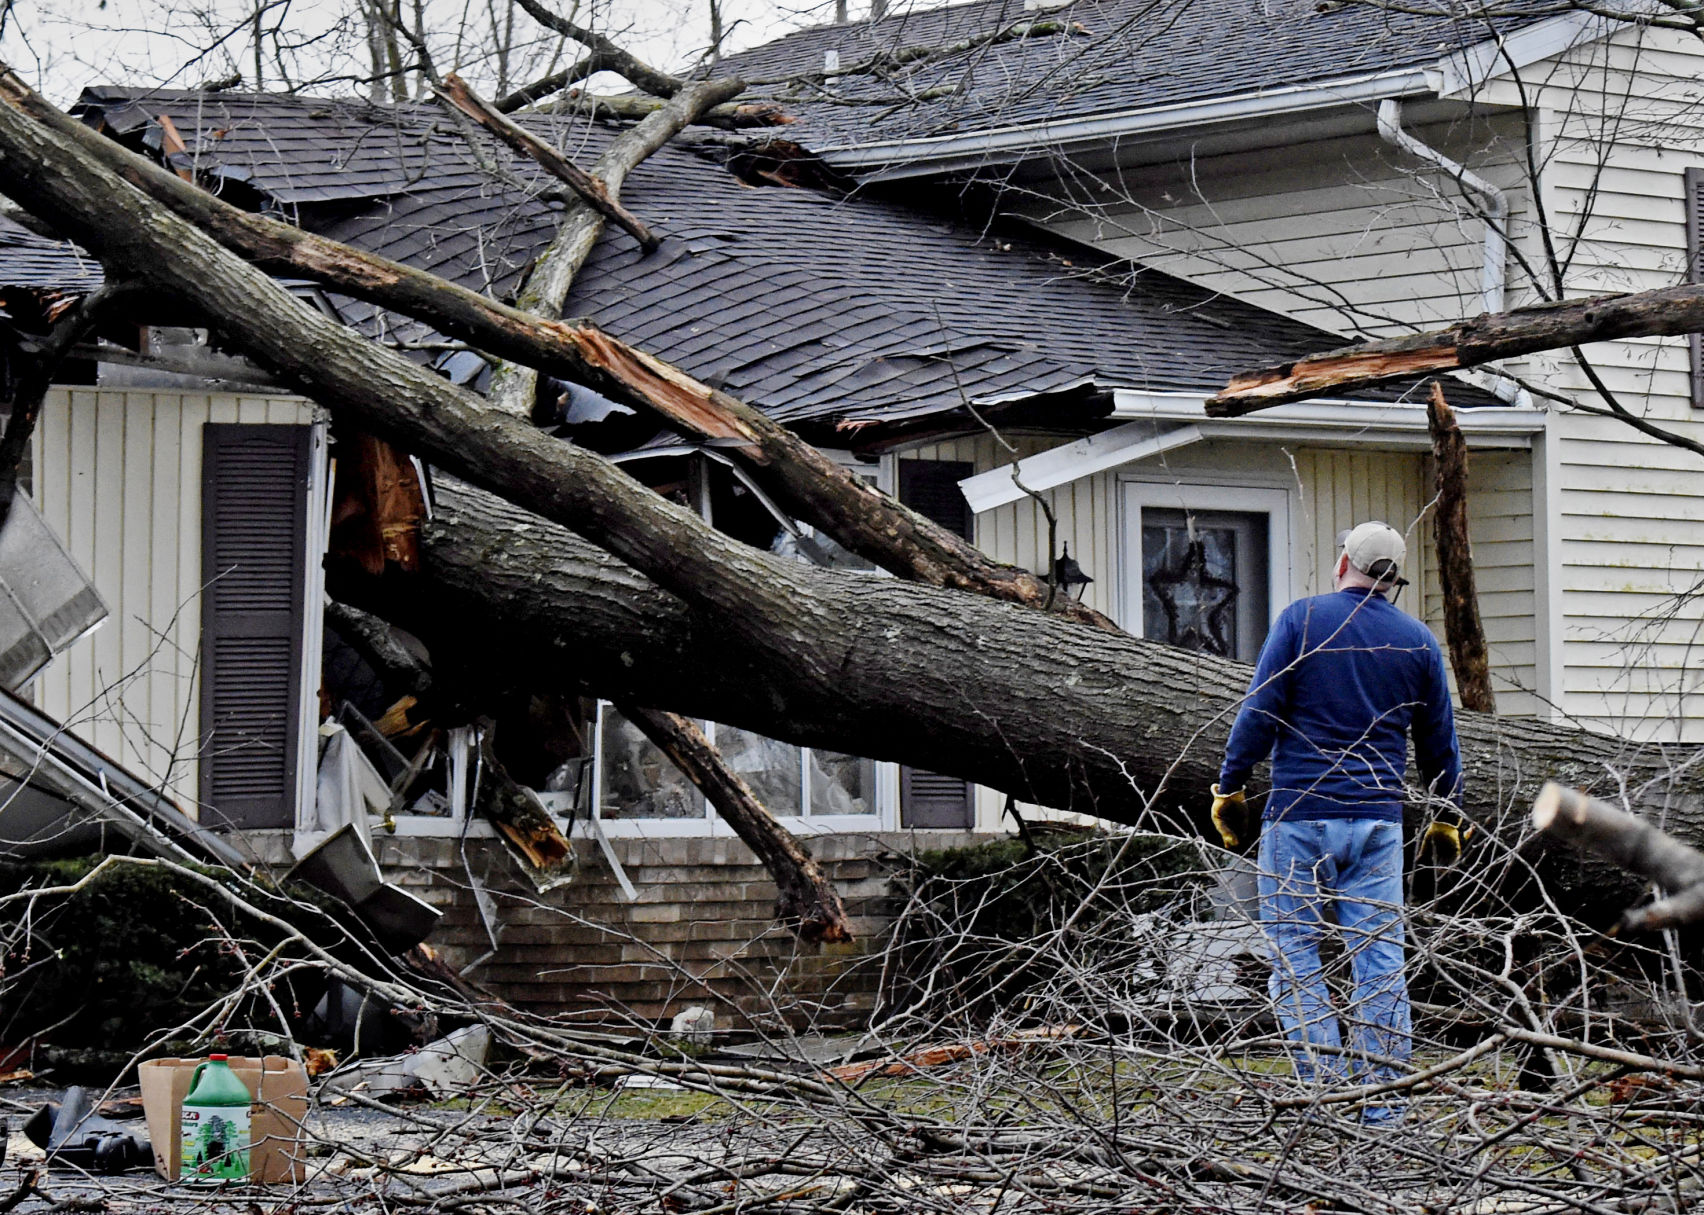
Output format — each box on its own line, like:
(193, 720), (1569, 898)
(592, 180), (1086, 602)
(1209, 784), (1250, 849)
(1418, 820), (1472, 867)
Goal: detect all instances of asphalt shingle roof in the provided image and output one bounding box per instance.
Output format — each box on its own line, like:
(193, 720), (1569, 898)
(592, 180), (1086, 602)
(715, 0), (1548, 152)
(61, 87), (1463, 434)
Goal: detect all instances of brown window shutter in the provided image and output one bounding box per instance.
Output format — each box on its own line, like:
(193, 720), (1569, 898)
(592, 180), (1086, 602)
(200, 424), (311, 829)
(1688, 168), (1704, 408)
(897, 458), (975, 828)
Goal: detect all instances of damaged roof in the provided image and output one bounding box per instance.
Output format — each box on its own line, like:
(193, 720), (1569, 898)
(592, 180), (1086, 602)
(62, 87), (1455, 437)
(0, 214), (104, 324)
(713, 0), (1551, 156)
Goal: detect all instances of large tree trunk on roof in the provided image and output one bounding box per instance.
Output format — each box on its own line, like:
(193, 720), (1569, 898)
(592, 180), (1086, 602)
(1, 64), (1697, 929)
(0, 68), (1111, 632)
(327, 475), (1704, 928)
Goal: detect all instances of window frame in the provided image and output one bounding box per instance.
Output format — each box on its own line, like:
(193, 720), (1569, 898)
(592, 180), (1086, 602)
(588, 701), (893, 838)
(1118, 477), (1291, 652)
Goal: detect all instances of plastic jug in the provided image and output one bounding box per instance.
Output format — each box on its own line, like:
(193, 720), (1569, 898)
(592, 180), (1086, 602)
(179, 1054), (251, 1184)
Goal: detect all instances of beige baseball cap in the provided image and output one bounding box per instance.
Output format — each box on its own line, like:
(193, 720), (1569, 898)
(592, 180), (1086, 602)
(1338, 521), (1408, 586)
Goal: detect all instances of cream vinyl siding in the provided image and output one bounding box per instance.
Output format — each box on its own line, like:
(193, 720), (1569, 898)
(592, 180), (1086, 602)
(1467, 24), (1704, 738)
(915, 435), (1538, 717)
(1016, 118), (1530, 341)
(30, 387), (317, 808)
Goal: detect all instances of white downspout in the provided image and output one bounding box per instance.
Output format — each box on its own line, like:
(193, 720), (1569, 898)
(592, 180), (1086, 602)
(1378, 98), (1506, 314)
(1378, 98), (1526, 406)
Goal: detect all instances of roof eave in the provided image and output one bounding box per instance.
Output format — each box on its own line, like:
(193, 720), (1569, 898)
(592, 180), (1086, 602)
(810, 7), (1616, 181)
(814, 66), (1441, 181)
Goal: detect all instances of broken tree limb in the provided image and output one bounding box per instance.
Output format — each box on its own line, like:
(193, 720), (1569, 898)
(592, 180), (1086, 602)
(1206, 284), (1704, 415)
(492, 53), (598, 113)
(0, 69), (1111, 630)
(510, 0), (691, 98)
(484, 74), (747, 417)
(550, 92), (793, 129)
(1427, 383), (1494, 714)
(475, 719), (576, 890)
(438, 72), (659, 252)
(617, 704), (854, 943)
(1531, 782), (1704, 931)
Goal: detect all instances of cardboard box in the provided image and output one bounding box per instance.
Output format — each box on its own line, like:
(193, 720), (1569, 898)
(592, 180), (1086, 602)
(138, 1056), (309, 1183)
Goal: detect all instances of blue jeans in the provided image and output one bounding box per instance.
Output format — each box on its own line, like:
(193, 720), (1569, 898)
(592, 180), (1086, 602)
(1257, 817), (1410, 1124)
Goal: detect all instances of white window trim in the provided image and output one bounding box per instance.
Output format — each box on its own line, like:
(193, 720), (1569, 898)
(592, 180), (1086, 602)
(1118, 476), (1292, 645)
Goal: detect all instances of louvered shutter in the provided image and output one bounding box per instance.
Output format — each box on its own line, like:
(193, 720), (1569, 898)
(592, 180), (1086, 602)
(897, 459), (976, 829)
(1688, 168), (1704, 408)
(199, 424), (310, 829)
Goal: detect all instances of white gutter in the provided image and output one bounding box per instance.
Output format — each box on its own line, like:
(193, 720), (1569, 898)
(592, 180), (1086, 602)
(960, 399), (1544, 512)
(818, 67), (1437, 179)
(1376, 98), (1506, 316)
(1377, 99), (1529, 407)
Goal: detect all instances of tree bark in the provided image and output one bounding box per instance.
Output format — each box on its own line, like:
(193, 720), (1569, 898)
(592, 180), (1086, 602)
(0, 69), (1111, 630)
(617, 704), (854, 942)
(1427, 383), (1495, 714)
(1532, 783), (1704, 930)
(1207, 284), (1704, 417)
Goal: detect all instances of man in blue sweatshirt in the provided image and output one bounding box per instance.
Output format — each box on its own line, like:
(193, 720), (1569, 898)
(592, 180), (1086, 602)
(1209, 521), (1465, 1126)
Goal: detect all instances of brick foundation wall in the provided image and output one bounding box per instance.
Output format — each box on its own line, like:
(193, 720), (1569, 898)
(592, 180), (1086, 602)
(360, 830), (983, 1033)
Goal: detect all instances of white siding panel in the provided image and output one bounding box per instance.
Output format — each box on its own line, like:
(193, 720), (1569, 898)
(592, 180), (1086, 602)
(30, 388), (316, 810)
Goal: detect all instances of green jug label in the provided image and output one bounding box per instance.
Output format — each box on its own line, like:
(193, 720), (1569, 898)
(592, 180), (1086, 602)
(181, 1103), (250, 1183)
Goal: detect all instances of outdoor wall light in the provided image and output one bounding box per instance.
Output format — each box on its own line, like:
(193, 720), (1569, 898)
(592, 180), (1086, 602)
(1051, 544), (1094, 601)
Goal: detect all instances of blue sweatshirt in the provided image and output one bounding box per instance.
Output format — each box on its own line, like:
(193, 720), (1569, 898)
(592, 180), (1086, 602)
(1218, 587), (1463, 823)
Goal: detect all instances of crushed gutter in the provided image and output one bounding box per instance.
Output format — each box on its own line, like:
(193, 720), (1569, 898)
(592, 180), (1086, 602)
(0, 684), (249, 869)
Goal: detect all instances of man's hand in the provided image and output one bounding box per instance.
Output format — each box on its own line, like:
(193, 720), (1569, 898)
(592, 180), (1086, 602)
(1418, 820), (1472, 867)
(1210, 784), (1250, 849)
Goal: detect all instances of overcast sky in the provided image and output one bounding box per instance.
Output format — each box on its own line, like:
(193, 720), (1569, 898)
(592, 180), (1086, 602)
(0, 0), (877, 105)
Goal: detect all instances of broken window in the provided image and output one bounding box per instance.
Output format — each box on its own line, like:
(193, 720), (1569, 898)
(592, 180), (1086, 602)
(593, 704), (881, 824)
(598, 705), (703, 820)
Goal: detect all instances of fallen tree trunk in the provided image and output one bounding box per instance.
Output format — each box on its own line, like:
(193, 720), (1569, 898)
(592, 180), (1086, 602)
(331, 476), (1704, 925)
(617, 704), (854, 942)
(0, 70), (1110, 630)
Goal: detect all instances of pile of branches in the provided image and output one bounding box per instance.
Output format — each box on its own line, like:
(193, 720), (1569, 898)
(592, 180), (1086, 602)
(7, 804), (1704, 1215)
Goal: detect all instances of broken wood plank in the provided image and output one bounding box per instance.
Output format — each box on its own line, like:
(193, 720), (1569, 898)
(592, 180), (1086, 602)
(438, 73), (659, 252)
(1427, 383), (1494, 714)
(617, 703), (854, 943)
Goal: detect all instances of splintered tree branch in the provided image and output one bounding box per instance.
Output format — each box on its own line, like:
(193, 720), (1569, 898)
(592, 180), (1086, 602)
(1532, 783), (1704, 931)
(1206, 285), (1704, 414)
(1427, 383), (1494, 714)
(484, 74), (746, 417)
(438, 72), (658, 252)
(0, 69), (1112, 630)
(617, 705), (854, 942)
